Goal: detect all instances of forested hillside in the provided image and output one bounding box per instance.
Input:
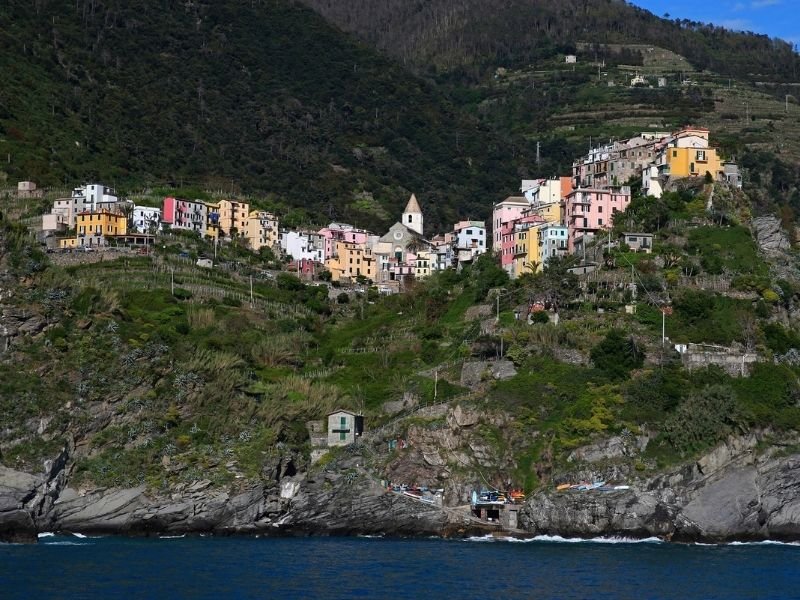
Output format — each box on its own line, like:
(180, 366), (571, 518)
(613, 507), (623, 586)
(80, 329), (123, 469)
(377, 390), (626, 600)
(300, 0), (799, 82)
(0, 0), (536, 230)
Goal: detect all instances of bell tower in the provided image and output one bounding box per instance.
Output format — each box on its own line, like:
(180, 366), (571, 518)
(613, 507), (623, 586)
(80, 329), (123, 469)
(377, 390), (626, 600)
(402, 193), (423, 236)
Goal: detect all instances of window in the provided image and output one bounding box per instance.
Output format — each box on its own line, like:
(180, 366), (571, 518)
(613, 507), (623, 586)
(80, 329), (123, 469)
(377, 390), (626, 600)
(466, 229), (473, 235)
(696, 150), (706, 161)
(598, 206), (603, 213)
(407, 215), (412, 223)
(673, 150), (678, 157)
(340, 416), (347, 441)
(598, 219), (603, 226)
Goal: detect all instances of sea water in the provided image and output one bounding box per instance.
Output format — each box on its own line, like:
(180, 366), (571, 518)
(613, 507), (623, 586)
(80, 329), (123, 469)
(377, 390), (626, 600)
(2, 534), (799, 599)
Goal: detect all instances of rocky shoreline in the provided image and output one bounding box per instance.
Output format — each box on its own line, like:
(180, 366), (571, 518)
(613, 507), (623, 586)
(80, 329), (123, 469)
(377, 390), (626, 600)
(3, 434), (800, 545)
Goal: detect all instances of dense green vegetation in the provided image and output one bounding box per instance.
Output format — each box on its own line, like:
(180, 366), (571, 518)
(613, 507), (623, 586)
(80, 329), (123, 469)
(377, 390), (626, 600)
(301, 0), (800, 83)
(0, 0), (533, 231)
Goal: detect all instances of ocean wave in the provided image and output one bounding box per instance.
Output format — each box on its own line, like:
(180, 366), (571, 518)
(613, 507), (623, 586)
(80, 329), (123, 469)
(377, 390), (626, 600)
(464, 534), (664, 544)
(37, 532), (55, 538)
(159, 534), (186, 539)
(728, 540), (800, 547)
(40, 541), (93, 546)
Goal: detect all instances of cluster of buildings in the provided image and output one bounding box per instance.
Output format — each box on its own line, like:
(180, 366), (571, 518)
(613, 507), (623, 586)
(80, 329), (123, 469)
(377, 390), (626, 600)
(493, 126), (741, 278)
(39, 185), (488, 290)
(36, 126), (738, 285)
(279, 195), (487, 289)
(41, 185), (279, 252)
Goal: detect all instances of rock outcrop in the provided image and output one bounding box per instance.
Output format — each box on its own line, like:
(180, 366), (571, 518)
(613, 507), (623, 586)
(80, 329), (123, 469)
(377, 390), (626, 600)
(752, 216), (791, 258)
(521, 434), (800, 542)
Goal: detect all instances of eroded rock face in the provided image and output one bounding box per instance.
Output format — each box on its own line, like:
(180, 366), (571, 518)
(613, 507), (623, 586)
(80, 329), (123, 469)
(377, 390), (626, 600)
(521, 435), (800, 542)
(752, 216), (791, 257)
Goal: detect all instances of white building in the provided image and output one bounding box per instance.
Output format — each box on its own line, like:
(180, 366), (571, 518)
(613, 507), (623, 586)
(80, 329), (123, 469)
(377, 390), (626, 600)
(51, 183), (119, 228)
(282, 230), (325, 262)
(539, 224), (569, 267)
(132, 206), (161, 234)
(453, 220), (487, 257)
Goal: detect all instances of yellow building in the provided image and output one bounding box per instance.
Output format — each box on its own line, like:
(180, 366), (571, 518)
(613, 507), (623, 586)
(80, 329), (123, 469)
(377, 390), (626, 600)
(527, 201), (562, 224)
(59, 210), (127, 248)
(665, 146), (722, 179)
(512, 221), (545, 277)
(325, 241), (375, 282)
(414, 250), (433, 280)
(217, 200), (250, 238)
(245, 210), (279, 251)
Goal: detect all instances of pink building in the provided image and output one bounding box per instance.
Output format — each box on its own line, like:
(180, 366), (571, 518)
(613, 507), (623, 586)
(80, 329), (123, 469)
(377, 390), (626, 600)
(318, 223), (370, 259)
(564, 187), (631, 252)
(162, 197), (207, 234)
(492, 196), (529, 251)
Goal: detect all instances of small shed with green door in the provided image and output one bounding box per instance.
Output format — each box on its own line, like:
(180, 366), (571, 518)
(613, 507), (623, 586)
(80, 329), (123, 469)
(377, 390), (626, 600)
(327, 410), (364, 447)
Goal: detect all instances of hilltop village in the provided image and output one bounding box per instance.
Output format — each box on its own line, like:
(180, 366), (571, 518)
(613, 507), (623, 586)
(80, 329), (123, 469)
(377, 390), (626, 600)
(34, 126), (740, 290)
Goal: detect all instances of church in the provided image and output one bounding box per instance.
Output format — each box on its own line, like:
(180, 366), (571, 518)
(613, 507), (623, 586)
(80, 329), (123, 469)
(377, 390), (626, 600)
(378, 194), (425, 261)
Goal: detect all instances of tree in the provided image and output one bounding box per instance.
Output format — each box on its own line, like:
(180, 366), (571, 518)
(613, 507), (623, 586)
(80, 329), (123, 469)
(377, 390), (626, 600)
(591, 329), (645, 380)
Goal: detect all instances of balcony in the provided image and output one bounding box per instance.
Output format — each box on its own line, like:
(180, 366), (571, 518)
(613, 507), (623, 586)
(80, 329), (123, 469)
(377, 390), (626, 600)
(571, 194), (592, 205)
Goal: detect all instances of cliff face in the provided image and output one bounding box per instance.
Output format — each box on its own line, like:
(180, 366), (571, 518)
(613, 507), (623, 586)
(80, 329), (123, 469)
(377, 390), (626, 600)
(520, 434), (800, 542)
(0, 452), (472, 542)
(3, 430), (800, 543)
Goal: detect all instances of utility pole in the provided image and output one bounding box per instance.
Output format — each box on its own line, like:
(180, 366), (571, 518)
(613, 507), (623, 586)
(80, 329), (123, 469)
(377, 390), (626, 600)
(434, 369), (438, 401)
(170, 267), (174, 295)
(249, 275), (254, 307)
(536, 141), (541, 166)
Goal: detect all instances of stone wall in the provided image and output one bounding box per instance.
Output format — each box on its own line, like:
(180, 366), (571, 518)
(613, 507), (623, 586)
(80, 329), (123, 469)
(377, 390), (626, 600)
(679, 344), (758, 377)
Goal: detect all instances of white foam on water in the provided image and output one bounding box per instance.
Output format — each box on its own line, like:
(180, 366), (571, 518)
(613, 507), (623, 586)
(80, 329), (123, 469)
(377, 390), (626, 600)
(37, 532), (55, 538)
(159, 534), (186, 539)
(70, 532), (88, 538)
(728, 540), (800, 547)
(41, 541), (92, 546)
(464, 534), (663, 544)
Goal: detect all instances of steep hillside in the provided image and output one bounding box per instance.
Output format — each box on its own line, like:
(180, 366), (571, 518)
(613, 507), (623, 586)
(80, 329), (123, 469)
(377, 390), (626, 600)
(300, 0), (799, 83)
(0, 0), (535, 230)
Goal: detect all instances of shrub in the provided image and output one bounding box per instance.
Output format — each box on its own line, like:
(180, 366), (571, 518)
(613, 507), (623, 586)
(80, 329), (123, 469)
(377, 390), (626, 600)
(531, 311), (549, 324)
(663, 385), (743, 454)
(590, 329), (644, 380)
(172, 288), (193, 300)
(337, 292), (350, 304)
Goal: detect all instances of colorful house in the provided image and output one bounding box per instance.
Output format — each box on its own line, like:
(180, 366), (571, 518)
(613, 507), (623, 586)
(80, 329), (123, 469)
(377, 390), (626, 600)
(538, 224), (569, 267)
(492, 196), (529, 251)
(325, 241), (375, 282)
(59, 210), (128, 248)
(162, 197), (207, 234)
(511, 219), (545, 277)
(217, 200), (250, 238)
(564, 186), (631, 252)
(319, 223), (370, 260)
(245, 210), (278, 251)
